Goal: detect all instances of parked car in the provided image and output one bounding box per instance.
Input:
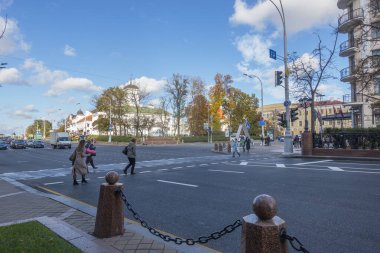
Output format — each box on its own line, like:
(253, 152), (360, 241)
(0, 140), (7, 150)
(10, 140), (27, 149)
(26, 139), (34, 148)
(32, 140), (44, 148)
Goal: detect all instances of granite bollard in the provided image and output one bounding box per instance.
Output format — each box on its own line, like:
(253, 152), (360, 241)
(93, 171), (125, 238)
(241, 194), (287, 253)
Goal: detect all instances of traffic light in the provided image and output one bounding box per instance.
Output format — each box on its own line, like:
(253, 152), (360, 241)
(291, 108), (299, 122)
(275, 71), (283, 86)
(277, 112), (286, 128)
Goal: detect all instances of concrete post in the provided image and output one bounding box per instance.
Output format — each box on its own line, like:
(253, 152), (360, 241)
(241, 194), (287, 253)
(94, 171), (125, 238)
(218, 143), (223, 152)
(301, 131), (313, 156)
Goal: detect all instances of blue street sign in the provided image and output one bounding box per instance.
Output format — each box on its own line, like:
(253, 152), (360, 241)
(269, 49), (277, 60)
(283, 100), (291, 107)
(108, 124), (113, 131)
(259, 120), (265, 126)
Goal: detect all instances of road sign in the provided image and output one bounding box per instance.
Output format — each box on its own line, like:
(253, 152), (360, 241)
(108, 124), (113, 131)
(283, 100), (291, 107)
(259, 120), (265, 126)
(269, 49), (277, 60)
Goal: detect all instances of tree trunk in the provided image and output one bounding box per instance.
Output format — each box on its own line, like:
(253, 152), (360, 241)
(311, 94), (315, 134)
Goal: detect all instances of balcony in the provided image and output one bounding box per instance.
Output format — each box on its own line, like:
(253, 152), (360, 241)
(339, 40), (358, 57)
(337, 0), (352, 10)
(340, 67), (355, 82)
(338, 8), (364, 33)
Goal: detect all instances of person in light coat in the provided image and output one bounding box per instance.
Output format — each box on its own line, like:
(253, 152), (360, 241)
(231, 138), (240, 158)
(72, 139), (90, 185)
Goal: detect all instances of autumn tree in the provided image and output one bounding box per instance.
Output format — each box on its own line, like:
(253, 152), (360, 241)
(25, 120), (51, 137)
(289, 30), (338, 133)
(208, 74), (232, 132)
(187, 77), (208, 136)
(166, 74), (189, 138)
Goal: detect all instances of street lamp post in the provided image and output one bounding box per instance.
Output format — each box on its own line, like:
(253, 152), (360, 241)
(108, 98), (112, 143)
(243, 73), (265, 140)
(207, 104), (210, 143)
(299, 97), (312, 132)
(268, 0), (293, 154)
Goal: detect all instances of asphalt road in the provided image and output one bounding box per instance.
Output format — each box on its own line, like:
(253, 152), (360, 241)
(1, 143), (380, 253)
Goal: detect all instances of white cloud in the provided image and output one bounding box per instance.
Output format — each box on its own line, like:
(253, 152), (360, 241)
(235, 34), (273, 66)
(14, 110), (33, 119)
(0, 67), (26, 85)
(46, 77), (102, 96)
(0, 16), (30, 55)
(148, 98), (161, 107)
(21, 58), (102, 96)
(24, 104), (38, 112)
(127, 76), (167, 93)
(317, 83), (349, 101)
(230, 0), (340, 34)
(64, 44), (76, 56)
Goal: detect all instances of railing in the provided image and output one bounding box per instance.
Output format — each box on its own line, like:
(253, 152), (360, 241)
(338, 8), (364, 27)
(340, 67), (355, 81)
(339, 39), (356, 52)
(313, 132), (380, 149)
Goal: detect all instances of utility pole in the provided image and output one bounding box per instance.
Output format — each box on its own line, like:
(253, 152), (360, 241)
(269, 0), (293, 154)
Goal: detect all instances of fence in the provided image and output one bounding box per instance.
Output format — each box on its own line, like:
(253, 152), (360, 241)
(93, 171), (309, 253)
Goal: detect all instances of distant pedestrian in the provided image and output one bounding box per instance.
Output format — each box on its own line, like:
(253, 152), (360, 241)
(85, 139), (97, 169)
(72, 139), (90, 185)
(261, 136), (264, 146)
(244, 137), (251, 153)
(123, 138), (137, 175)
(266, 136), (271, 146)
(231, 138), (240, 158)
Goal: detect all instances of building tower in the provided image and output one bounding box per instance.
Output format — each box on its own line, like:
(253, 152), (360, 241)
(337, 0), (380, 127)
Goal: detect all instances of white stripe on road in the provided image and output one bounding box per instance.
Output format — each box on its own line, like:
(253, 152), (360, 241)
(294, 160), (332, 166)
(276, 164), (286, 168)
(43, 182), (64, 185)
(0, 191), (25, 199)
(171, 167), (182, 170)
(186, 165), (195, 168)
(139, 171), (152, 173)
(97, 176), (105, 179)
(328, 167), (344, 171)
(159, 169), (169, 171)
(211, 163), (218, 165)
(240, 162), (248, 165)
(208, 169), (245, 174)
(157, 180), (198, 187)
(199, 164), (208, 166)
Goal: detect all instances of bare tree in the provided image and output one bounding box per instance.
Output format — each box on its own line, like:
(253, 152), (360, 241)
(166, 74), (189, 138)
(289, 30), (339, 133)
(157, 96), (170, 136)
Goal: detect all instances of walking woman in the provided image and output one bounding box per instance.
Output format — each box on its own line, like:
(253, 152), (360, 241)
(72, 139), (90, 185)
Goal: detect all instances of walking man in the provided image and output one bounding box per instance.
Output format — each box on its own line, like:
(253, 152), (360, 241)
(123, 138), (137, 175)
(231, 138), (240, 158)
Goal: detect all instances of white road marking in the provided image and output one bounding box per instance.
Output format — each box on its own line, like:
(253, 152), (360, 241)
(208, 169), (245, 174)
(43, 182), (64, 185)
(240, 162), (248, 165)
(276, 164), (286, 168)
(294, 160), (333, 166)
(97, 176), (104, 179)
(171, 167), (182, 170)
(199, 164), (208, 166)
(159, 169), (169, 171)
(139, 171), (152, 173)
(186, 165), (195, 168)
(0, 191), (25, 199)
(328, 167), (344, 171)
(210, 163), (218, 165)
(157, 180), (198, 188)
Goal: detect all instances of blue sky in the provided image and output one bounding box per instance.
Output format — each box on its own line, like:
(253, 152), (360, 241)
(0, 0), (350, 135)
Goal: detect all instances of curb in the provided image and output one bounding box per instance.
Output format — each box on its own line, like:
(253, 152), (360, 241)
(284, 154), (380, 161)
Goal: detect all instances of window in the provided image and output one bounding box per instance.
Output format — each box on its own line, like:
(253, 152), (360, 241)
(372, 23), (380, 39)
(375, 78), (380, 95)
(298, 121), (302, 127)
(321, 109), (324, 114)
(329, 108), (332, 114)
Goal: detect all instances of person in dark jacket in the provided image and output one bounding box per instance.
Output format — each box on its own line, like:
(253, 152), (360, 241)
(244, 137), (251, 153)
(123, 138), (137, 175)
(85, 139), (97, 169)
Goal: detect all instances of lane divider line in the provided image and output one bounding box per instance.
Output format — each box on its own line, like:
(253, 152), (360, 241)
(157, 180), (198, 187)
(328, 167), (344, 171)
(294, 160), (333, 166)
(276, 164), (286, 168)
(43, 182), (64, 185)
(208, 169), (245, 174)
(240, 162), (248, 165)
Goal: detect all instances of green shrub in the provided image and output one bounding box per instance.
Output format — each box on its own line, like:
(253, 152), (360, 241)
(182, 135), (228, 143)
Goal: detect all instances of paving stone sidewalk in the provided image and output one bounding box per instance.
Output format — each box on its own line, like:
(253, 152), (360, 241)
(0, 178), (215, 253)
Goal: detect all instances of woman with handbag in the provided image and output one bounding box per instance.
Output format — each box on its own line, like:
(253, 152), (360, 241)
(71, 139), (91, 185)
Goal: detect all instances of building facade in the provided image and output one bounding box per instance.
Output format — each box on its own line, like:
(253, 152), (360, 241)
(337, 0), (380, 127)
(262, 100), (352, 137)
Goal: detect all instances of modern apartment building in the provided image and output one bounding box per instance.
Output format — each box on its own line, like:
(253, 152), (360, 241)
(337, 0), (380, 127)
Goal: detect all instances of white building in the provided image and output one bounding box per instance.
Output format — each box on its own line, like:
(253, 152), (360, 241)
(338, 0), (380, 127)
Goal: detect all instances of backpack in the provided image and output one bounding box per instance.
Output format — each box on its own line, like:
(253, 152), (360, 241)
(122, 146), (128, 155)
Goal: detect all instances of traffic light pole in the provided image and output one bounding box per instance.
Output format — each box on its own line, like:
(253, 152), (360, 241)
(269, 0), (293, 154)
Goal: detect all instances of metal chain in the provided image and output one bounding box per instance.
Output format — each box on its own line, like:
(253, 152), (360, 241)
(116, 189), (242, 245)
(281, 228), (310, 253)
